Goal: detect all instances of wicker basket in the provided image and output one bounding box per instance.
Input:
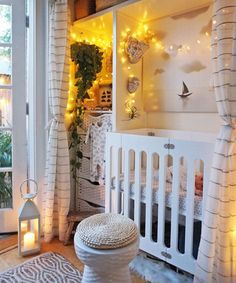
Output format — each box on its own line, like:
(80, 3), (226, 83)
(96, 0), (127, 12)
(75, 0), (96, 20)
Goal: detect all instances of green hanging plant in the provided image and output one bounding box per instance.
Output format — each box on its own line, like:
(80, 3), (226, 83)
(0, 131), (12, 208)
(69, 42), (103, 179)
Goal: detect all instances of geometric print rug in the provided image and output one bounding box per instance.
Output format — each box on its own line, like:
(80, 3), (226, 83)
(0, 252), (82, 283)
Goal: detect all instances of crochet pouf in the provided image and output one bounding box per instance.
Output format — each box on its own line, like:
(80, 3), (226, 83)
(74, 213), (139, 283)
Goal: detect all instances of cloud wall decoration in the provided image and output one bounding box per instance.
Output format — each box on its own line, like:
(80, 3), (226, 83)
(181, 60), (206, 73)
(154, 68), (165, 75)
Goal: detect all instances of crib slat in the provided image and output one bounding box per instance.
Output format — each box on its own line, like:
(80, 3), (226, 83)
(185, 158), (195, 256)
(170, 156), (180, 250)
(114, 146), (121, 214)
(157, 154), (166, 245)
(123, 149), (130, 217)
(105, 131), (215, 275)
(202, 158), (211, 219)
(134, 151), (141, 229)
(105, 136), (112, 213)
(145, 151), (153, 240)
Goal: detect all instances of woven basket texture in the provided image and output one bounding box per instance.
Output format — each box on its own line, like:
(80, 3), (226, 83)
(77, 213), (138, 249)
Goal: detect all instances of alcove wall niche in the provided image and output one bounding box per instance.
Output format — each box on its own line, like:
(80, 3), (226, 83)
(118, 0), (220, 133)
(143, 3), (220, 132)
(69, 0), (220, 134)
(68, 12), (113, 119)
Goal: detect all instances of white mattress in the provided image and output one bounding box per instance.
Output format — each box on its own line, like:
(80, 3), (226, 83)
(111, 172), (203, 219)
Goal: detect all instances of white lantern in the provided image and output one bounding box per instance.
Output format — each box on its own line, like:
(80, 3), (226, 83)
(18, 179), (41, 256)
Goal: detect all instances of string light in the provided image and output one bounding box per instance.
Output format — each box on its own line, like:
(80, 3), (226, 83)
(71, 33), (76, 40)
(119, 24), (155, 117)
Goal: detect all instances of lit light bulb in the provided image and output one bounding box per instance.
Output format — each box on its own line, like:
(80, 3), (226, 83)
(155, 42), (164, 50)
(143, 24), (148, 33)
(165, 44), (179, 56)
(0, 77), (5, 85)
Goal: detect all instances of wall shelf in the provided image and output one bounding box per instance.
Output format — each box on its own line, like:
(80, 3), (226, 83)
(71, 0), (218, 134)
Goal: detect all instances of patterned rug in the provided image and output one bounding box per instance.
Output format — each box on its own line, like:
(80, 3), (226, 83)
(0, 252), (82, 283)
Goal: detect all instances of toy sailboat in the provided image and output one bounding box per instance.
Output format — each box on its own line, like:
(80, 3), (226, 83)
(178, 81), (192, 98)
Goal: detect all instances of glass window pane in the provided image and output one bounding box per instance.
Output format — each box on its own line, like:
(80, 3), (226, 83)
(0, 171), (12, 208)
(0, 47), (11, 85)
(0, 89), (12, 127)
(0, 130), (12, 168)
(0, 5), (11, 44)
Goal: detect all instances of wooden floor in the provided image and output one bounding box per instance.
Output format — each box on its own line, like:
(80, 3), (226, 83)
(0, 238), (146, 283)
(0, 234), (18, 254)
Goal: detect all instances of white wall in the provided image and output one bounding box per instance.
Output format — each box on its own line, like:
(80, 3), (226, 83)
(146, 112), (220, 133)
(141, 4), (220, 133)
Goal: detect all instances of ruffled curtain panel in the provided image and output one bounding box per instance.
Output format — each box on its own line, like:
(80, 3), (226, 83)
(42, 0), (71, 242)
(194, 1), (236, 282)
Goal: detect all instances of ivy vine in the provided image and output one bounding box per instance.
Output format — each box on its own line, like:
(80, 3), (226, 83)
(69, 42), (103, 179)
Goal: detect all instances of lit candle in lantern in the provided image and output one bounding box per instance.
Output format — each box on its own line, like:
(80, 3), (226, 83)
(18, 179), (40, 256)
(24, 232), (35, 251)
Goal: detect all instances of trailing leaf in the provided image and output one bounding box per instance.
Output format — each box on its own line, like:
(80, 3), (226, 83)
(69, 42), (103, 181)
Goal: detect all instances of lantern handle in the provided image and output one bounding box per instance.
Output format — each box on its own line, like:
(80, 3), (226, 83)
(20, 179), (38, 199)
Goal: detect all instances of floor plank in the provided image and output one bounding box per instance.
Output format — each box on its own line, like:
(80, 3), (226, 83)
(0, 234), (18, 254)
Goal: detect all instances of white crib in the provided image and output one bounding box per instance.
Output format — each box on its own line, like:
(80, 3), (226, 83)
(105, 128), (216, 274)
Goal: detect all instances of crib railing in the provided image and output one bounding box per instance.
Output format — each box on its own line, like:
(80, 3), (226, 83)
(105, 131), (214, 274)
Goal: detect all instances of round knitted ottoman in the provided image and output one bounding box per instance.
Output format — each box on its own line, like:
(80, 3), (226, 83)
(74, 213), (139, 283)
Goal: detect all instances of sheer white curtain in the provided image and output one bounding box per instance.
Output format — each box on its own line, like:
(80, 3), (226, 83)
(194, 1), (236, 282)
(42, 0), (71, 242)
